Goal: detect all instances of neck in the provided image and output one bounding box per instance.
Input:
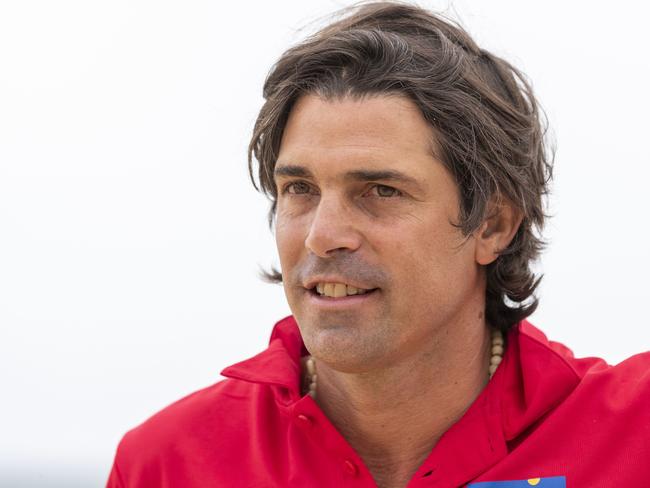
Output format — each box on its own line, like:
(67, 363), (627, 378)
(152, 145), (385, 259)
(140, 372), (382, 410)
(308, 318), (493, 488)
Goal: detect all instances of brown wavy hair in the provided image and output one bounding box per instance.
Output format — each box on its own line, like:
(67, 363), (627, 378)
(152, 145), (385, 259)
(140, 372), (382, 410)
(248, 1), (553, 333)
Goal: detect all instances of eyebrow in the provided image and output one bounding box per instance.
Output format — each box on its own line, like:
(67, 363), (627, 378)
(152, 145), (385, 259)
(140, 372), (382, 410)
(273, 164), (424, 191)
(273, 165), (313, 179)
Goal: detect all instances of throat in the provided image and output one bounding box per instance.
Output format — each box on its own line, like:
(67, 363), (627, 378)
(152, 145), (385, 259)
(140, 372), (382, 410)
(299, 326), (503, 484)
(314, 375), (455, 488)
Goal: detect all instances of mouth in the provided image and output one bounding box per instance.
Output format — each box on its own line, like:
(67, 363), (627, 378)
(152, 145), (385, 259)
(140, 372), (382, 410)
(308, 282), (379, 298)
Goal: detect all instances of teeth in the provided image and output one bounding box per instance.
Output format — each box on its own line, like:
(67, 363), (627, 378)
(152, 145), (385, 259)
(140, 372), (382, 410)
(333, 283), (346, 298)
(324, 283), (335, 297)
(315, 282), (370, 298)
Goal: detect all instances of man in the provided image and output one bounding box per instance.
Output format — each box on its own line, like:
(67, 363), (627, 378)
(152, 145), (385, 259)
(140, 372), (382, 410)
(107, 2), (649, 487)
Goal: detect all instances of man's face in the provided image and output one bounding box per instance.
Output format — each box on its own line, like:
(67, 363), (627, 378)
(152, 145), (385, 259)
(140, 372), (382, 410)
(274, 94), (486, 372)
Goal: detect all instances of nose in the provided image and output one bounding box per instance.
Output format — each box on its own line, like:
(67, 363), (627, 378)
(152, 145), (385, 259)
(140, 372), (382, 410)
(304, 195), (363, 258)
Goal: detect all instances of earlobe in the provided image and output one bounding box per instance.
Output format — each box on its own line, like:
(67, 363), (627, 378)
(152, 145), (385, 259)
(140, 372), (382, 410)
(474, 200), (523, 266)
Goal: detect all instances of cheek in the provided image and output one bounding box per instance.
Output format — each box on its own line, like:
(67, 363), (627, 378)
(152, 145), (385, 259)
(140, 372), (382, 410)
(274, 214), (310, 284)
(274, 222), (302, 308)
(383, 219), (477, 302)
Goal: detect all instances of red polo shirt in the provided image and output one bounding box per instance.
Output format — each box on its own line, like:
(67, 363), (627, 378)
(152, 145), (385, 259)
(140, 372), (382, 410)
(107, 316), (650, 487)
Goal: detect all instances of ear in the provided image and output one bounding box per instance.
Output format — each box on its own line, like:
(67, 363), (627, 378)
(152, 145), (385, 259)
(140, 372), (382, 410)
(474, 197), (524, 266)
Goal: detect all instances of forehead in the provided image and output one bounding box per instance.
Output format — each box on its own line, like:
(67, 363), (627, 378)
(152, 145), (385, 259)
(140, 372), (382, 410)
(276, 94), (441, 182)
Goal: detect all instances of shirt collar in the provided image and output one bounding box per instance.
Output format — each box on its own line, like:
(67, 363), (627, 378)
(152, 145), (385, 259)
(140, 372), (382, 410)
(220, 315), (582, 483)
(413, 320), (582, 485)
(220, 315), (306, 399)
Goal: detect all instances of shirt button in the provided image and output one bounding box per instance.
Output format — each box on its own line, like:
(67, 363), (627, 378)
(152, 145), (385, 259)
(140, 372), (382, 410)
(343, 459), (358, 476)
(295, 413), (313, 429)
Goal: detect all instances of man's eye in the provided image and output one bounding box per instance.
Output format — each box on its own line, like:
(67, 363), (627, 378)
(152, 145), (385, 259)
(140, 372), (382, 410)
(282, 181), (312, 195)
(369, 184), (402, 198)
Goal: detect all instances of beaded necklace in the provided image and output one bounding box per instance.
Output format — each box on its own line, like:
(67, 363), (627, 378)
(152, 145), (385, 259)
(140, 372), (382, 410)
(301, 328), (504, 399)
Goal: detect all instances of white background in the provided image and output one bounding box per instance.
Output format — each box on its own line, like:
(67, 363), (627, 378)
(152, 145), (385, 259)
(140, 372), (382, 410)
(1, 1), (649, 486)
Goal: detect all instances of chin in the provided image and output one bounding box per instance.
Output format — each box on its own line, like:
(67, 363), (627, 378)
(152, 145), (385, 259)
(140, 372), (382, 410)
(297, 315), (392, 373)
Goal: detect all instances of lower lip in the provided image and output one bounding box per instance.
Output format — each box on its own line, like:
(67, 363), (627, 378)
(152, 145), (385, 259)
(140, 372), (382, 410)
(305, 288), (380, 309)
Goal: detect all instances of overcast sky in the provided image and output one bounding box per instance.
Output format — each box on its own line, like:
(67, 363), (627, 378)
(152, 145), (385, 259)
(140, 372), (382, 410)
(1, 1), (649, 486)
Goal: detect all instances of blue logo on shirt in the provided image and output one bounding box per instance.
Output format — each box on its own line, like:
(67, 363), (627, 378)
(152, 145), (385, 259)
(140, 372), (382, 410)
(468, 477), (566, 487)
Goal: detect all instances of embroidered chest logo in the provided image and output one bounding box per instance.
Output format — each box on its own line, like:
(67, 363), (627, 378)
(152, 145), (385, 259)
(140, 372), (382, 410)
(468, 476), (566, 487)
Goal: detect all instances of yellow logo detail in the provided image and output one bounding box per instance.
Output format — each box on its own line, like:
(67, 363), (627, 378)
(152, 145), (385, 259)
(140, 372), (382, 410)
(527, 480), (541, 486)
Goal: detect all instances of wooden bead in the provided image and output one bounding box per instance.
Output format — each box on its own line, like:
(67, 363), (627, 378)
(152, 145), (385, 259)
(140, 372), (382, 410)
(490, 355), (502, 366)
(491, 345), (504, 356)
(306, 357), (316, 375)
